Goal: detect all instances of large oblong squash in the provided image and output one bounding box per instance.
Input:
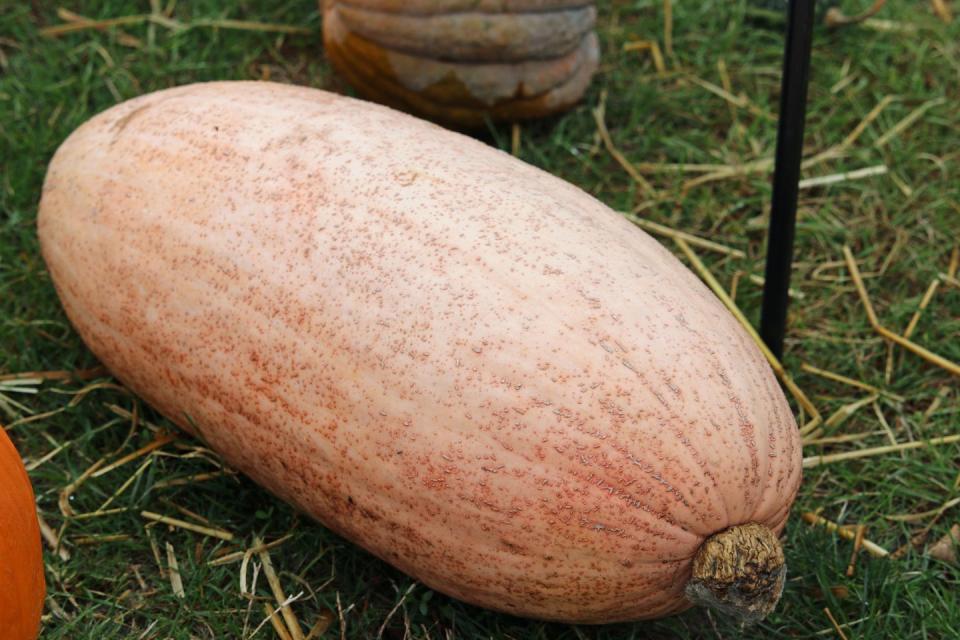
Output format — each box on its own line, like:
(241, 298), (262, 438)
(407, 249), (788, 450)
(38, 82), (802, 624)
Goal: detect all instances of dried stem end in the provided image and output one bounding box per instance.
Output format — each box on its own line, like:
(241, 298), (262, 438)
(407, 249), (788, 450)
(684, 523), (786, 624)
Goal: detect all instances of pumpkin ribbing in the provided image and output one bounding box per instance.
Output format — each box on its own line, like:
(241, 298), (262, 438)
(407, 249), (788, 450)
(322, 0), (600, 126)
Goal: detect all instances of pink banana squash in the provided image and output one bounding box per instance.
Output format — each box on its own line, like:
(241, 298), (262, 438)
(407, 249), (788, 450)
(38, 81), (802, 624)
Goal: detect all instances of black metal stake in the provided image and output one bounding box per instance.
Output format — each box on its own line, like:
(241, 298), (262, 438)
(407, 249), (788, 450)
(759, 0), (816, 360)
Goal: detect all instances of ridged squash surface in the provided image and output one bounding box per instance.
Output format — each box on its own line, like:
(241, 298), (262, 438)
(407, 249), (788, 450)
(38, 82), (802, 623)
(321, 0), (599, 126)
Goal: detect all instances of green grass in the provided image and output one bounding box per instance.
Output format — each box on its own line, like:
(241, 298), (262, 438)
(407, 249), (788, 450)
(2, 1), (959, 638)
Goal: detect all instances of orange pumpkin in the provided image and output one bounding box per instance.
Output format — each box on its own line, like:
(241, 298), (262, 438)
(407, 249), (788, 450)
(322, 0), (599, 127)
(0, 429), (45, 639)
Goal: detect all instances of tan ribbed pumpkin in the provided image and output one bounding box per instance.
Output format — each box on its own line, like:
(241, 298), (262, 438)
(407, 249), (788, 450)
(322, 0), (599, 127)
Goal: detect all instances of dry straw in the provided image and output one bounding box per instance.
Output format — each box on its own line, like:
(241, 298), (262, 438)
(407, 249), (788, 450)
(256, 535), (306, 640)
(166, 542), (186, 598)
(623, 40), (666, 75)
(800, 362), (903, 402)
(141, 511), (236, 541)
(802, 512), (889, 557)
(803, 434), (960, 469)
(592, 92), (656, 196)
(843, 246), (960, 377)
(40, 7), (311, 37)
(622, 213), (745, 258)
(823, 607), (850, 640)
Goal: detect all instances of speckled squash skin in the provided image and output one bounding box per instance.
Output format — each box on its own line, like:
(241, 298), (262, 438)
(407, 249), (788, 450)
(38, 82), (802, 623)
(322, 0), (600, 127)
(0, 429), (45, 640)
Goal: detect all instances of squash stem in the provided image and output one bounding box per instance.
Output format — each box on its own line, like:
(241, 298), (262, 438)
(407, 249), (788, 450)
(684, 523), (786, 624)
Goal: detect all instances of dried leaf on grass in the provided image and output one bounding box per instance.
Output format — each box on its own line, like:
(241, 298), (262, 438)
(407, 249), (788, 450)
(931, 0), (953, 23)
(304, 610), (335, 640)
(927, 524), (959, 564)
(825, 0), (887, 27)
